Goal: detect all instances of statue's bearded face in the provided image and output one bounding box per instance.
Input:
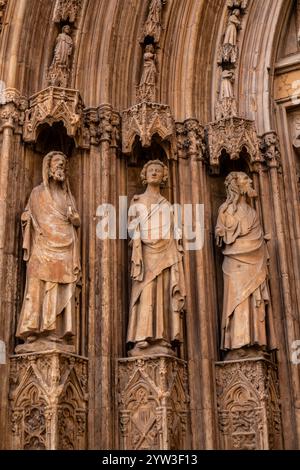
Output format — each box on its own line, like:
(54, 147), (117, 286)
(238, 173), (257, 198)
(146, 163), (164, 186)
(49, 155), (66, 182)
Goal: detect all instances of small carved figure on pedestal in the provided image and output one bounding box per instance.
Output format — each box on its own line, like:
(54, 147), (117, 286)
(127, 160), (186, 357)
(220, 9), (240, 64)
(16, 151), (81, 353)
(47, 25), (73, 88)
(216, 70), (237, 120)
(215, 172), (277, 359)
(137, 44), (157, 102)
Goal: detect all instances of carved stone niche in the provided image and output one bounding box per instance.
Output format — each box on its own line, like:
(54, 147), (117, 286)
(122, 102), (176, 158)
(215, 358), (283, 450)
(117, 356), (190, 450)
(53, 0), (82, 24)
(9, 351), (88, 450)
(23, 86), (89, 149)
(206, 117), (262, 173)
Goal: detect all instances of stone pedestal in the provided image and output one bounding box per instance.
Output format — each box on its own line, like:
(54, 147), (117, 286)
(117, 355), (190, 450)
(9, 350), (88, 450)
(215, 357), (283, 450)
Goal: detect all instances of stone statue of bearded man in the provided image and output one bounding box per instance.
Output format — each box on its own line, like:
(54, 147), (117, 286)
(16, 151), (81, 353)
(215, 172), (277, 357)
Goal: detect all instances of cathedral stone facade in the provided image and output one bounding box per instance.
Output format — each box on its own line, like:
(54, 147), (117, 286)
(0, 0), (300, 450)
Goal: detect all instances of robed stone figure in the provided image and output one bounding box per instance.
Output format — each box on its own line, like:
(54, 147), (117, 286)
(127, 160), (186, 357)
(215, 172), (277, 356)
(16, 151), (80, 352)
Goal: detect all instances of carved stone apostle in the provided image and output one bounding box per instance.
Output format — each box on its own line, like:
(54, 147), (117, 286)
(127, 160), (186, 357)
(16, 151), (81, 352)
(48, 25), (73, 87)
(215, 172), (277, 356)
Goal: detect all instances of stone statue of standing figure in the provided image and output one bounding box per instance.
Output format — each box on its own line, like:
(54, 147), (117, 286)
(16, 151), (81, 353)
(127, 160), (186, 357)
(48, 25), (73, 87)
(215, 172), (277, 358)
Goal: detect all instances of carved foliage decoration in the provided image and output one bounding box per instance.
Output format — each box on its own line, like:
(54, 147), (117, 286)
(0, 88), (28, 133)
(53, 0), (82, 23)
(206, 117), (262, 171)
(9, 352), (88, 450)
(175, 119), (205, 160)
(118, 357), (189, 450)
(215, 359), (282, 450)
(260, 132), (281, 169)
(83, 105), (121, 147)
(122, 102), (175, 156)
(23, 86), (85, 146)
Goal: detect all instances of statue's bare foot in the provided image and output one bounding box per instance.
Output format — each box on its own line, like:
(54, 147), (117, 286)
(26, 335), (37, 343)
(136, 341), (149, 349)
(46, 334), (63, 343)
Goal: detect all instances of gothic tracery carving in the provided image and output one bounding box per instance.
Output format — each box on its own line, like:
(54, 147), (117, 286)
(216, 359), (282, 450)
(9, 352), (88, 450)
(53, 0), (82, 24)
(118, 357), (189, 450)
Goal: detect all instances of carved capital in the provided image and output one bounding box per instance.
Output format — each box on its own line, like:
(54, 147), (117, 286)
(84, 106), (121, 147)
(206, 117), (262, 172)
(122, 102), (176, 157)
(0, 88), (27, 132)
(175, 119), (205, 160)
(260, 132), (281, 169)
(23, 86), (88, 147)
(53, 0), (82, 23)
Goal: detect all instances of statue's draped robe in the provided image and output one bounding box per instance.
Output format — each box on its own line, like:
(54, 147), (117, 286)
(54, 33), (72, 67)
(17, 183), (80, 339)
(127, 195), (186, 345)
(216, 202), (277, 351)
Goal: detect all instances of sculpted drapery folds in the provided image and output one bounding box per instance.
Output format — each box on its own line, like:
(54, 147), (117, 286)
(127, 160), (186, 357)
(16, 151), (81, 352)
(215, 172), (277, 355)
(48, 25), (73, 87)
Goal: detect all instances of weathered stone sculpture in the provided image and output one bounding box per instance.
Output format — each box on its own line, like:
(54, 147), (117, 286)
(48, 25), (73, 87)
(127, 160), (186, 356)
(16, 151), (81, 352)
(221, 9), (240, 63)
(137, 44), (157, 102)
(141, 0), (164, 44)
(215, 172), (277, 356)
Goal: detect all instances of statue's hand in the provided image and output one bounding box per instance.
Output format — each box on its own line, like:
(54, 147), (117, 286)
(264, 233), (271, 242)
(68, 206), (80, 227)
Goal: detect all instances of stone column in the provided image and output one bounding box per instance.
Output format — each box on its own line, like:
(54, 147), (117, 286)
(118, 356), (190, 450)
(9, 350), (88, 450)
(215, 357), (282, 450)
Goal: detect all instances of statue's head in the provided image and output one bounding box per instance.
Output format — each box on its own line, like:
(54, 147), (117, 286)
(140, 159), (168, 187)
(43, 151), (68, 187)
(224, 172), (257, 212)
(232, 9), (240, 16)
(145, 44), (155, 54)
(62, 25), (71, 35)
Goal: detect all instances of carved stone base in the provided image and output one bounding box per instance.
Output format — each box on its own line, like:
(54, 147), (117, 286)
(117, 355), (190, 450)
(215, 357), (283, 450)
(9, 351), (88, 450)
